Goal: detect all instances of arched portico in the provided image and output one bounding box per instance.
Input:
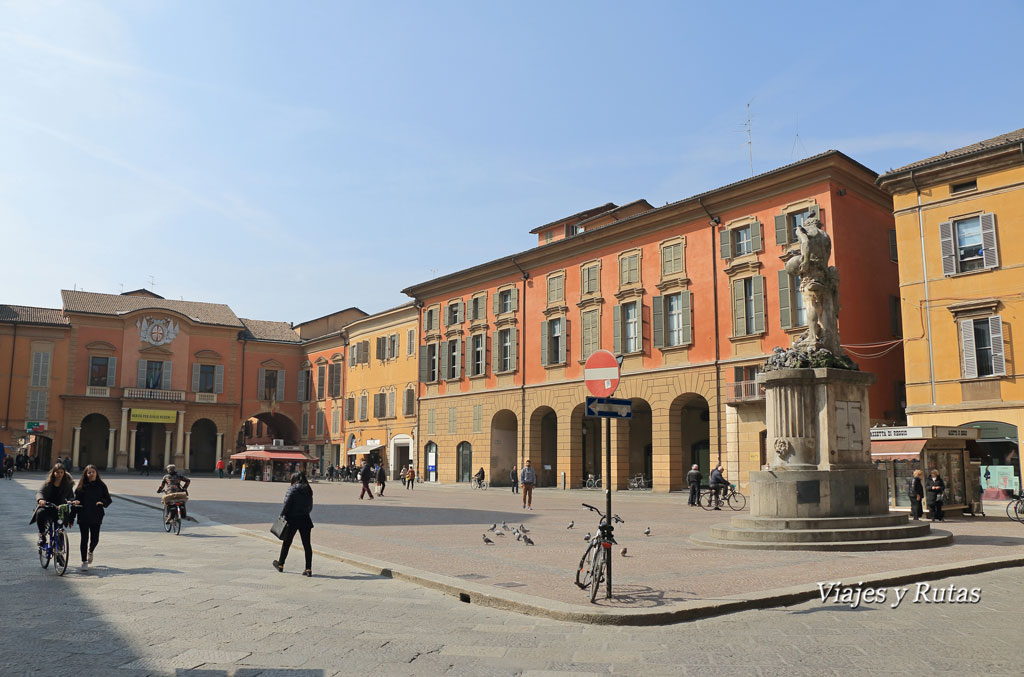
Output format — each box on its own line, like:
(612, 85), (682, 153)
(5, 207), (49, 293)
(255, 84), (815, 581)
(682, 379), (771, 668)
(528, 406), (558, 487)
(666, 393), (710, 491)
(79, 414), (111, 470)
(490, 409), (518, 486)
(190, 419), (218, 472)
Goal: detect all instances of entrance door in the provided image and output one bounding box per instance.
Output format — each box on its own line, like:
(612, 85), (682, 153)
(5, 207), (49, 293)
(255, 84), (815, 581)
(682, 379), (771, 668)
(457, 442), (472, 483)
(393, 444), (410, 480)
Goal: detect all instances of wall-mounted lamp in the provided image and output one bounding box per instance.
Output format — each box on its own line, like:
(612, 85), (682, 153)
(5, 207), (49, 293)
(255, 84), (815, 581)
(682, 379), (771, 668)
(838, 188), (847, 196)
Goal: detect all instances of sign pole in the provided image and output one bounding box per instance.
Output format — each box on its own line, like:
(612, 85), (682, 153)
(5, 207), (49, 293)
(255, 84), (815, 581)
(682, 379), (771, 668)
(605, 415), (612, 599)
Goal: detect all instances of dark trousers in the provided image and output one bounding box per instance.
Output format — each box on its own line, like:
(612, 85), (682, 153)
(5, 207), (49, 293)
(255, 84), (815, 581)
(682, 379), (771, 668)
(36, 508), (57, 535)
(406, 478), (415, 489)
(360, 482), (374, 499)
(79, 522), (100, 561)
(378, 481), (385, 496)
(279, 523), (313, 570)
(928, 501), (944, 521)
(910, 498), (923, 519)
(688, 483), (699, 505)
(141, 466), (150, 475)
(511, 481), (519, 494)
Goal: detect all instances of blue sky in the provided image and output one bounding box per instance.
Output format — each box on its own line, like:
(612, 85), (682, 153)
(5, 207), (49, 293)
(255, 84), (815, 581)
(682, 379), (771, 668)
(3, 1), (1022, 323)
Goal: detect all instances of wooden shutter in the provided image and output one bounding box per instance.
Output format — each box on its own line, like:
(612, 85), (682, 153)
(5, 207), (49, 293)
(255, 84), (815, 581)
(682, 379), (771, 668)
(346, 397), (355, 421)
(192, 363), (201, 392)
(960, 319), (977, 378)
(559, 319), (568, 364)
(297, 370), (307, 402)
(332, 407), (340, 434)
(493, 292), (500, 316)
(439, 340), (450, 380)
(511, 287), (519, 312)
(162, 361), (172, 390)
(980, 213), (999, 269)
(652, 296), (664, 349)
(509, 329), (518, 371)
(30, 352), (42, 386)
(257, 368), (266, 399)
(388, 390), (396, 417)
(372, 394), (380, 418)
(751, 220), (762, 252)
(134, 359), (146, 388)
(719, 229), (731, 260)
(888, 229), (898, 262)
(457, 300), (465, 324)
(276, 370), (285, 401)
(990, 316), (1006, 376)
(775, 214), (788, 245)
(453, 338), (462, 378)
(492, 332), (501, 373)
(419, 347), (429, 382)
(317, 365), (325, 399)
(376, 337), (383, 360)
(752, 276), (765, 333)
(939, 221), (956, 276)
(38, 352), (50, 387)
(106, 357), (117, 388)
(680, 291), (692, 346)
(612, 304), (622, 355)
(778, 271), (792, 330)
(540, 320), (549, 366)
(215, 365), (224, 394)
(732, 279), (746, 336)
(404, 388), (414, 416)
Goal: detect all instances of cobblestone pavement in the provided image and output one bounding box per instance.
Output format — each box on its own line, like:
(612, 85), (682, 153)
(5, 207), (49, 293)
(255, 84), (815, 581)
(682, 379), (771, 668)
(102, 473), (1024, 609)
(2, 475), (1021, 676)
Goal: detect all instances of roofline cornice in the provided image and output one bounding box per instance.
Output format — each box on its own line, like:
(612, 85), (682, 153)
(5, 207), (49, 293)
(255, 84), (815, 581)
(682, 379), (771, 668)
(877, 144), (1024, 194)
(63, 307), (243, 329)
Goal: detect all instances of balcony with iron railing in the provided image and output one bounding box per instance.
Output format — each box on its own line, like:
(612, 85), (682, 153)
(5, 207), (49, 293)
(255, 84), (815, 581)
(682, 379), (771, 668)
(123, 387), (186, 402)
(725, 380), (765, 404)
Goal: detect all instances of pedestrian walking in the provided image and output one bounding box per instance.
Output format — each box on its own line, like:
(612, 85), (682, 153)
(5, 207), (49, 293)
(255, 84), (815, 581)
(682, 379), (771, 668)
(327, 464), (336, 482)
(926, 469), (946, 522)
(406, 466), (415, 490)
(510, 465), (519, 494)
(31, 463), (74, 547)
(520, 459), (536, 510)
(227, 461), (234, 477)
(358, 460), (374, 500)
(400, 465), (407, 487)
(141, 457), (150, 476)
(273, 472), (314, 577)
(375, 463), (387, 497)
(73, 465), (112, 571)
(908, 469), (925, 520)
(216, 458), (225, 479)
(687, 464), (702, 506)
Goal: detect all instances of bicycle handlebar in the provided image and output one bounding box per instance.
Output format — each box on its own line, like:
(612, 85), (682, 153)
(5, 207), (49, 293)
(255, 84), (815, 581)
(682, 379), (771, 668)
(581, 503), (625, 524)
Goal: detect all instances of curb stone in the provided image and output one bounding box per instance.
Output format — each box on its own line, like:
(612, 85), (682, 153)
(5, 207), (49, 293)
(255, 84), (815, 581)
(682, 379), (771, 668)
(112, 492), (1024, 626)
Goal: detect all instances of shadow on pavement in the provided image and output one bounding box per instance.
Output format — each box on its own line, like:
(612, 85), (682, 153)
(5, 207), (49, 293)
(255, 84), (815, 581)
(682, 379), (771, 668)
(595, 584), (693, 608)
(950, 534), (1024, 546)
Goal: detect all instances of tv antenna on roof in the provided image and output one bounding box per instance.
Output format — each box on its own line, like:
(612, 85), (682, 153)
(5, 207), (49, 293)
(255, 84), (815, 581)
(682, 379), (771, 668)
(791, 114), (808, 161)
(118, 282), (124, 294)
(745, 99), (754, 177)
(148, 275), (156, 289)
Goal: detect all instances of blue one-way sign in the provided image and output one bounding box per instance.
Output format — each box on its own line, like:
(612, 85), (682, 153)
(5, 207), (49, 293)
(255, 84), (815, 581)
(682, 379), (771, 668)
(585, 396), (632, 418)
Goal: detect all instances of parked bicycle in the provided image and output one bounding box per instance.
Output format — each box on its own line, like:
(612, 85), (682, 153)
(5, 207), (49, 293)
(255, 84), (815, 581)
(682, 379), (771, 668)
(628, 473), (648, 490)
(584, 474), (602, 489)
(700, 483), (746, 511)
(574, 503), (624, 603)
(470, 477), (489, 490)
(38, 501), (74, 576)
(1006, 492), (1023, 523)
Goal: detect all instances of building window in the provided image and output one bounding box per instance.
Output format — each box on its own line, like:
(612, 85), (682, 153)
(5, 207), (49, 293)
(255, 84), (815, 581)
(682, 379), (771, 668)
(665, 294), (683, 346)
(543, 317), (564, 366)
(661, 242), (683, 276)
(581, 263), (600, 295)
(581, 309), (600, 359)
(545, 231), (553, 243)
(470, 334), (485, 377)
(373, 392), (386, 418)
(546, 274), (564, 305)
(888, 229), (898, 262)
(732, 276), (765, 336)
(961, 316), (1005, 378)
(197, 365), (217, 393)
(329, 362), (342, 398)
(446, 301), (462, 327)
(388, 390), (396, 418)
(619, 252), (639, 286)
(332, 407), (340, 435)
(890, 296), (902, 338)
(403, 387), (415, 416)
(567, 223), (583, 237)
(775, 205), (819, 246)
(778, 272), (806, 330)
(146, 361), (165, 390)
(469, 294), (486, 322)
(388, 334), (399, 359)
(623, 301), (640, 353)
(448, 407), (457, 434)
(317, 364), (326, 400)
(407, 329), (416, 355)
(298, 368), (312, 401)
(316, 409), (325, 437)
(28, 390), (48, 420)
(31, 351), (51, 388)
(950, 179), (977, 194)
(264, 369), (278, 400)
(89, 357), (114, 387)
(653, 292), (694, 350)
(358, 393), (368, 421)
(497, 288), (514, 314)
(346, 396), (355, 422)
(301, 411), (309, 438)
(793, 278), (806, 327)
(497, 328), (514, 372)
(424, 343), (438, 382)
(955, 216), (985, 273)
(445, 338), (460, 380)
(735, 227), (753, 256)
(424, 307), (439, 332)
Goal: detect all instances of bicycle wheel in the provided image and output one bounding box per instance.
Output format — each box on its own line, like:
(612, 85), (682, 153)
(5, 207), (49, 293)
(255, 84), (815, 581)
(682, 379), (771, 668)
(585, 479), (595, 489)
(700, 491), (715, 511)
(173, 516), (181, 535)
(163, 514), (172, 532)
(728, 491), (747, 511)
(481, 481), (488, 490)
(1007, 499), (1024, 523)
(54, 530), (69, 576)
(576, 543), (595, 589)
(589, 545), (605, 603)
(39, 531), (51, 569)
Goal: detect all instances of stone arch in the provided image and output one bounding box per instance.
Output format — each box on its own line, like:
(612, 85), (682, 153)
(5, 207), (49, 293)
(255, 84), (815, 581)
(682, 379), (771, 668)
(667, 393), (711, 491)
(424, 440), (438, 482)
(528, 405), (558, 487)
(79, 413), (110, 470)
(190, 418), (218, 472)
(490, 409), (518, 485)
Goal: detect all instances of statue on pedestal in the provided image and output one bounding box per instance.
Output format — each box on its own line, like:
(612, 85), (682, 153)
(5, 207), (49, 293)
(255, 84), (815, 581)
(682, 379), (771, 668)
(785, 216), (843, 357)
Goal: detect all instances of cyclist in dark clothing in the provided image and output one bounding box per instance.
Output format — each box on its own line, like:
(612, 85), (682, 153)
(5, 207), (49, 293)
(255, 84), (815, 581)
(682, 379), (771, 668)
(709, 464), (728, 510)
(31, 464), (75, 545)
(157, 465), (191, 523)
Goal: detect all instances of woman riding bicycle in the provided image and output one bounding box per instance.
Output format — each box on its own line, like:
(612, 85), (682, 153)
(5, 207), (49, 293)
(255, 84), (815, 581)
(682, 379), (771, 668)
(31, 464), (75, 546)
(473, 467), (485, 486)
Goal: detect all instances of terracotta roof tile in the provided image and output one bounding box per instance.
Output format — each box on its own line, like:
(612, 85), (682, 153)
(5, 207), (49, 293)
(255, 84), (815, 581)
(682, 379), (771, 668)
(60, 290), (244, 327)
(240, 318), (301, 343)
(880, 127), (1024, 177)
(0, 304), (70, 326)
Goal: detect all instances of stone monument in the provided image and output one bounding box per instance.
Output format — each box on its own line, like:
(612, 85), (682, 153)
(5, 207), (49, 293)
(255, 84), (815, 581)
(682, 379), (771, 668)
(696, 218), (950, 550)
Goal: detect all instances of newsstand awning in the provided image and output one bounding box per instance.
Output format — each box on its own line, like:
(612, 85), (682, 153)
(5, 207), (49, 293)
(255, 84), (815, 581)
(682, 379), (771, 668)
(870, 439), (927, 461)
(229, 450), (318, 462)
(346, 443), (384, 457)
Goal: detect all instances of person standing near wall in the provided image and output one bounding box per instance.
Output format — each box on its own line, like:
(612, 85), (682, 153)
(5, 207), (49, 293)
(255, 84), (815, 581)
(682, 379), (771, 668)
(510, 465), (519, 494)
(405, 466), (415, 490)
(520, 459), (536, 510)
(216, 458), (225, 479)
(686, 464), (702, 507)
(909, 469), (924, 521)
(926, 469), (946, 522)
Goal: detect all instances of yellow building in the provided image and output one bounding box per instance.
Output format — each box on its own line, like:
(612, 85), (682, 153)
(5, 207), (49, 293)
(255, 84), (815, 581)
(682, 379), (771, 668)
(878, 128), (1024, 491)
(340, 303), (420, 480)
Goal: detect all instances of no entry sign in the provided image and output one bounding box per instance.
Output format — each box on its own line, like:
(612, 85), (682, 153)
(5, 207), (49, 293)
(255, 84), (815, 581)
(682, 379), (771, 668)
(584, 350), (620, 397)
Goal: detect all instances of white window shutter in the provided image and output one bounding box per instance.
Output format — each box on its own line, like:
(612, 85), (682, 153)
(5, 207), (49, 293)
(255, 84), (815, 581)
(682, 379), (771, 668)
(215, 365), (224, 394)
(107, 357), (117, 388)
(960, 319), (977, 378)
(990, 316), (1006, 376)
(276, 370), (285, 401)
(939, 221), (956, 276)
(162, 361), (172, 390)
(980, 213), (999, 269)
(192, 363), (201, 392)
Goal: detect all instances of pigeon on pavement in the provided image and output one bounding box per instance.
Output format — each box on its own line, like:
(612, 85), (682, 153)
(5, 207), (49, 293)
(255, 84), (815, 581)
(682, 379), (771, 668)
(482, 534), (494, 545)
(494, 530), (505, 536)
(644, 527), (651, 536)
(488, 524), (497, 532)
(515, 532), (522, 541)
(522, 534), (534, 545)
(584, 532), (592, 542)
(501, 521), (511, 531)
(566, 521), (574, 529)
(519, 524), (529, 533)
(620, 547), (628, 557)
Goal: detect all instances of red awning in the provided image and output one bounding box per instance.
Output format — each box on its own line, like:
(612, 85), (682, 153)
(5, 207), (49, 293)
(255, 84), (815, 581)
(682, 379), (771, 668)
(870, 439), (927, 461)
(229, 451), (318, 462)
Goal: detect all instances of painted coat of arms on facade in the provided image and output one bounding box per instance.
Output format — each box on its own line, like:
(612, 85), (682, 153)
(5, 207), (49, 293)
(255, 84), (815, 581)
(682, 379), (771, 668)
(137, 316), (180, 346)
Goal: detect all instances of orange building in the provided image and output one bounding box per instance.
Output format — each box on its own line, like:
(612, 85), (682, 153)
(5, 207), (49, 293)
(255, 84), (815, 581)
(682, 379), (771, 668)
(404, 152), (905, 491)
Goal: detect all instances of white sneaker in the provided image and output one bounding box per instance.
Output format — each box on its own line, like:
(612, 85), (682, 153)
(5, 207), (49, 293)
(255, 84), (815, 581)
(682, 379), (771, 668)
(87, 551), (94, 564)
(80, 562), (88, 571)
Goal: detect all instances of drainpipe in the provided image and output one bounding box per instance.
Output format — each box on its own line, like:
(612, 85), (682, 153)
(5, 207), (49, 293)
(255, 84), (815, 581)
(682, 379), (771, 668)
(511, 257), (529, 471)
(3, 322), (16, 431)
(700, 198), (724, 464)
(238, 332), (247, 447)
(910, 170), (936, 406)
(413, 299), (424, 480)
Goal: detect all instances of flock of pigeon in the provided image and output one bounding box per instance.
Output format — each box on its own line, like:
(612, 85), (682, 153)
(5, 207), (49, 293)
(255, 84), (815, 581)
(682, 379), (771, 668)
(482, 520), (652, 556)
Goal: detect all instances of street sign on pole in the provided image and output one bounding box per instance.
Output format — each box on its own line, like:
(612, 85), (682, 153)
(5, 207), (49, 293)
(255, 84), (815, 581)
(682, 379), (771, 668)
(584, 350), (620, 398)
(585, 396), (632, 418)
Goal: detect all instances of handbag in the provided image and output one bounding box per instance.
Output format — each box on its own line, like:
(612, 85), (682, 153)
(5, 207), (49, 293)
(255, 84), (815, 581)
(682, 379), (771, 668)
(271, 515), (288, 540)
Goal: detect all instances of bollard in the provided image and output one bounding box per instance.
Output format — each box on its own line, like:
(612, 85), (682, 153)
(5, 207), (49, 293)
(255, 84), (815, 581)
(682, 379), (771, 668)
(561, 471), (566, 490)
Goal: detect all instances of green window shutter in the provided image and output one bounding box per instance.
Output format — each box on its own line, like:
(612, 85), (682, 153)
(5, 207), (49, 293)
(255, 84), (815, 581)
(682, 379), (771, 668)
(457, 300), (465, 323)
(680, 291), (692, 346)
(775, 214), (788, 245)
(990, 316), (1005, 376)
(719, 229), (731, 260)
(454, 338), (462, 378)
(960, 319), (977, 378)
(277, 370), (286, 401)
(980, 213), (999, 269)
(778, 271), (792, 330)
(192, 363), (201, 392)
(888, 229), (898, 262)
(612, 304), (622, 355)
(938, 221), (956, 276)
(215, 365), (224, 394)
(589, 266), (598, 292)
(751, 220), (762, 252)
(297, 370), (306, 401)
(465, 335), (473, 376)
(510, 329), (518, 371)
(540, 320), (549, 366)
(511, 287), (519, 312)
(493, 293), (500, 316)
(560, 319), (568, 363)
(439, 340), (450, 380)
(752, 276), (765, 333)
(492, 331), (501, 374)
(732, 279), (746, 336)
(137, 359), (147, 388)
(162, 361), (172, 390)
(257, 368), (266, 397)
(652, 295), (664, 349)
(106, 357), (117, 388)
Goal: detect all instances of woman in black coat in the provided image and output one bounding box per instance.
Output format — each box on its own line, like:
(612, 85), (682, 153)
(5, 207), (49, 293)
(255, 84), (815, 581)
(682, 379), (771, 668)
(273, 472), (314, 576)
(74, 465), (112, 571)
(908, 469), (925, 521)
(30, 463), (74, 545)
(926, 469), (946, 522)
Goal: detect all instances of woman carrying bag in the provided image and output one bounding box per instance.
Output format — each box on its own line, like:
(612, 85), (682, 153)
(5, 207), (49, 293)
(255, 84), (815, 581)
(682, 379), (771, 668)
(74, 464), (112, 571)
(273, 472), (314, 576)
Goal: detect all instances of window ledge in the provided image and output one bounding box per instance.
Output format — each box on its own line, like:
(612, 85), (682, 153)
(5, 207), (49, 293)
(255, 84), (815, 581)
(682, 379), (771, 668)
(494, 369), (517, 376)
(657, 343), (692, 353)
(783, 325), (808, 335)
(543, 361), (568, 369)
(468, 373), (487, 380)
(542, 305), (568, 318)
(655, 277), (690, 292)
(614, 287), (645, 302)
(944, 267), (996, 279)
(958, 375), (1004, 383)
(729, 332), (766, 343)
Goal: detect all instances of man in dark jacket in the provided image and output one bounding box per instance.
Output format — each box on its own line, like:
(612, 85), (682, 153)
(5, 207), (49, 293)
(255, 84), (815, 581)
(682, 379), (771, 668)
(686, 464), (702, 506)
(709, 464), (728, 510)
(375, 463), (387, 496)
(157, 465), (191, 523)
(926, 469), (946, 522)
(358, 460), (374, 500)
(274, 473), (314, 575)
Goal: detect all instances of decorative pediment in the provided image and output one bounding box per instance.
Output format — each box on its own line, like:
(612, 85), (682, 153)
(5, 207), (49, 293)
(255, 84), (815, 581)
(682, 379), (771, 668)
(330, 353), (344, 362)
(193, 349), (222, 360)
(85, 341), (117, 353)
(724, 259), (763, 278)
(947, 298), (1000, 318)
(139, 344), (173, 356)
(301, 360), (312, 368)
(315, 356), (328, 364)
(260, 358), (284, 369)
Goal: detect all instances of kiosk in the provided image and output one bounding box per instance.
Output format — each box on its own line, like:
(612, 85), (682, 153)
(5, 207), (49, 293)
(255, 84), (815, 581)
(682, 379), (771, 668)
(230, 444), (318, 482)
